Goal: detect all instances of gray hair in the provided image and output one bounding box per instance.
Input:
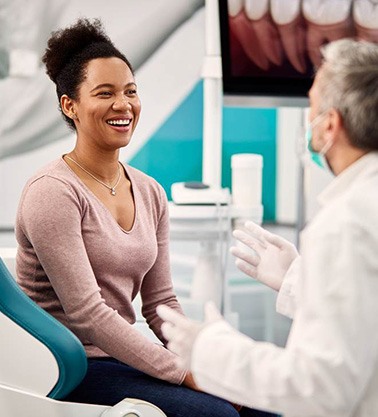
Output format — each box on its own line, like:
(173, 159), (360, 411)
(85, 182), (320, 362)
(317, 39), (378, 150)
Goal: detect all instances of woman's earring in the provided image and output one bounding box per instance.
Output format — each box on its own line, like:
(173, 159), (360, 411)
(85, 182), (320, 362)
(71, 113), (78, 120)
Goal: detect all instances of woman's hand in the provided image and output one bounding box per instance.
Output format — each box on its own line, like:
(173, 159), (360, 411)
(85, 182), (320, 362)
(183, 371), (243, 412)
(182, 371), (201, 391)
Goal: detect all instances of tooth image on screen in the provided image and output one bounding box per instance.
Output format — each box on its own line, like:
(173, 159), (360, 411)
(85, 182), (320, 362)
(244, 0), (284, 67)
(353, 0), (378, 42)
(228, 0), (270, 70)
(303, 0), (354, 67)
(271, 0), (307, 73)
(220, 0), (378, 104)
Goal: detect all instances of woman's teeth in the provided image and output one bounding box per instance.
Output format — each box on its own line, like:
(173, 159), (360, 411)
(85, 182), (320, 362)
(107, 119), (131, 126)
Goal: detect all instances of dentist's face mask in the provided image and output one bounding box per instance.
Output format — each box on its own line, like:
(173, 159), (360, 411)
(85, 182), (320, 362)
(305, 112), (333, 171)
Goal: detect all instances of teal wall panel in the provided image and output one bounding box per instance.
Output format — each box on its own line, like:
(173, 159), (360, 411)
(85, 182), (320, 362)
(130, 81), (277, 221)
(130, 82), (203, 199)
(222, 107), (277, 220)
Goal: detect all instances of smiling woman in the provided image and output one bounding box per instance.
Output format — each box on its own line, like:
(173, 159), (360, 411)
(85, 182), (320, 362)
(13, 17), (276, 417)
(60, 57), (140, 154)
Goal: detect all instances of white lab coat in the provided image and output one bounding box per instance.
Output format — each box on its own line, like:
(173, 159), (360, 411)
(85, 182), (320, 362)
(191, 152), (378, 417)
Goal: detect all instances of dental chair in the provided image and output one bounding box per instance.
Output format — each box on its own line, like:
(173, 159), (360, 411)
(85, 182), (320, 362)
(0, 258), (166, 417)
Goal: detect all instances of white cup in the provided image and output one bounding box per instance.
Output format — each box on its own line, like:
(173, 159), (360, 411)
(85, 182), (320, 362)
(231, 153), (263, 208)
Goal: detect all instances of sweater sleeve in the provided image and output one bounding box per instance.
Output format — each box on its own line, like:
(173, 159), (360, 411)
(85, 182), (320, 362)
(18, 176), (186, 384)
(140, 184), (184, 345)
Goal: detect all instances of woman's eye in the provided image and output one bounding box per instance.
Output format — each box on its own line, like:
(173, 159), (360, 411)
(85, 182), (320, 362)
(126, 89), (137, 96)
(98, 91), (112, 97)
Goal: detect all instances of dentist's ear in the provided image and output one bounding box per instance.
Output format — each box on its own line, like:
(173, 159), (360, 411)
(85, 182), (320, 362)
(325, 108), (344, 142)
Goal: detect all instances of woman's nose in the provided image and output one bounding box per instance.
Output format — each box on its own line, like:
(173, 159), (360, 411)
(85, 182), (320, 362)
(112, 96), (131, 111)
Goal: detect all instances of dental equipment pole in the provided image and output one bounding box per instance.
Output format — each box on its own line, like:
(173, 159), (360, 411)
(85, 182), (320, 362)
(191, 0), (231, 315)
(202, 0), (223, 189)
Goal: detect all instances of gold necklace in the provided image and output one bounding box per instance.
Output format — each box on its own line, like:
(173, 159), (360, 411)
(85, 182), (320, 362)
(65, 155), (122, 196)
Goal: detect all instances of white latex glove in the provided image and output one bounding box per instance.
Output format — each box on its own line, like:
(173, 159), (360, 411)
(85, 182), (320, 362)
(157, 302), (222, 369)
(230, 221), (299, 291)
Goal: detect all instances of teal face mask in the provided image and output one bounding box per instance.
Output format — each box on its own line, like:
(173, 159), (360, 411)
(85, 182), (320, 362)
(306, 126), (324, 167)
(305, 113), (333, 170)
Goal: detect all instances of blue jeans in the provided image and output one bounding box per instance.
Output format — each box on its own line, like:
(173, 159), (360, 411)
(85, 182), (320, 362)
(63, 358), (279, 417)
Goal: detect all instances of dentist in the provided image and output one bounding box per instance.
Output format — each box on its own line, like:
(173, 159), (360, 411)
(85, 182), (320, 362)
(158, 38), (378, 417)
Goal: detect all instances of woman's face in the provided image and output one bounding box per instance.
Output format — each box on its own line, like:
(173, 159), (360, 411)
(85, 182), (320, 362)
(72, 57), (141, 151)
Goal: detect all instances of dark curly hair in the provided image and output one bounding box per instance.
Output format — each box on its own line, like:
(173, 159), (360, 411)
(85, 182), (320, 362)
(42, 18), (134, 130)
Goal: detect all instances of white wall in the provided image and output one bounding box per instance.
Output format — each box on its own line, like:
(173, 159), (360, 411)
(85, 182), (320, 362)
(276, 108), (302, 225)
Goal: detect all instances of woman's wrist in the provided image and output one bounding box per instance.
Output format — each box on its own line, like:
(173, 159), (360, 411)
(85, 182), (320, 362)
(182, 371), (201, 391)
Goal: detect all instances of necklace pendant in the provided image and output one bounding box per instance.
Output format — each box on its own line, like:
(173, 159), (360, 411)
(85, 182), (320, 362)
(111, 188), (116, 196)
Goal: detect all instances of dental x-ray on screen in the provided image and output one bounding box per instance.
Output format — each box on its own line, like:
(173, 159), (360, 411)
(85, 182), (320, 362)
(219, 0), (378, 106)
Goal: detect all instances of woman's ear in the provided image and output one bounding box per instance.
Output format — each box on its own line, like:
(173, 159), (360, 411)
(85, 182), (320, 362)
(61, 95), (78, 120)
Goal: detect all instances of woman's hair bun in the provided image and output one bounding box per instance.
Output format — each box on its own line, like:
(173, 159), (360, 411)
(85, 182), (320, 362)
(42, 18), (113, 83)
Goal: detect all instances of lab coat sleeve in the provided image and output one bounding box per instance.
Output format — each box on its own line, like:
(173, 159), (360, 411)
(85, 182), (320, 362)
(276, 256), (301, 319)
(190, 208), (378, 416)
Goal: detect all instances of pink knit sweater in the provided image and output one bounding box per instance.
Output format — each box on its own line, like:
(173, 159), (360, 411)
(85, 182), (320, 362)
(15, 157), (186, 384)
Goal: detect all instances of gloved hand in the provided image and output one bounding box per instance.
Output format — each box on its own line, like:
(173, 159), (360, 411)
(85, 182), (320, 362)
(230, 221), (299, 291)
(157, 302), (222, 369)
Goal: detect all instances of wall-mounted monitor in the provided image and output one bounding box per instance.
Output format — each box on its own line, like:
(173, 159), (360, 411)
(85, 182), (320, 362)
(219, 0), (378, 107)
